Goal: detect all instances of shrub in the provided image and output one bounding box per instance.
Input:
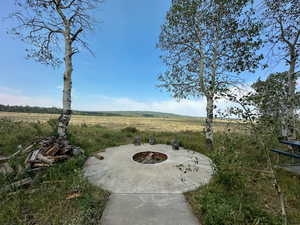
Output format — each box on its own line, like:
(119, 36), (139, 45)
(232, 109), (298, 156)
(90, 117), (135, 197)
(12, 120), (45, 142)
(121, 126), (138, 133)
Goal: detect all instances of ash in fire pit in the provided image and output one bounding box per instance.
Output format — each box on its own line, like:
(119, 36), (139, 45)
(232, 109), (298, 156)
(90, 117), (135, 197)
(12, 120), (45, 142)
(133, 151), (168, 164)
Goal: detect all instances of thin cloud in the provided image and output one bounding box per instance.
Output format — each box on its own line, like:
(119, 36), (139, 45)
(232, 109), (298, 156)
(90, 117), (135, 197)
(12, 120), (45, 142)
(0, 93), (60, 107)
(0, 87), (244, 117)
(0, 89), (208, 116)
(0, 87), (22, 94)
(74, 95), (208, 117)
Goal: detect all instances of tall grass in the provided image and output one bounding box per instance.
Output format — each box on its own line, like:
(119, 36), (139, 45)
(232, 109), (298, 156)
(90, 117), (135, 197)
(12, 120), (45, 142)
(0, 119), (299, 224)
(186, 130), (300, 225)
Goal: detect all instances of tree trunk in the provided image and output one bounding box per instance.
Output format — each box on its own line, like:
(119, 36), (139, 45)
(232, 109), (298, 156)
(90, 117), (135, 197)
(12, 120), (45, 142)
(286, 48), (297, 140)
(204, 37), (217, 150)
(280, 101), (288, 139)
(205, 94), (214, 149)
(281, 116), (288, 139)
(58, 28), (73, 138)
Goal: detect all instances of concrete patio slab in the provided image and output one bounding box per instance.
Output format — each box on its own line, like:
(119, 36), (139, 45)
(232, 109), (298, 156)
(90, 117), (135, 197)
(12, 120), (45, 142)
(83, 144), (213, 193)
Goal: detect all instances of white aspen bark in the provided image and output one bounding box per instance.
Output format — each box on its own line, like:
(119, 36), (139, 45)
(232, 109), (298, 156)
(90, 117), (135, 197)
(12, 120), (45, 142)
(281, 116), (288, 138)
(287, 48), (297, 140)
(58, 24), (73, 138)
(280, 97), (288, 138)
(198, 43), (214, 148)
(204, 38), (218, 149)
(276, 16), (298, 140)
(205, 94), (214, 149)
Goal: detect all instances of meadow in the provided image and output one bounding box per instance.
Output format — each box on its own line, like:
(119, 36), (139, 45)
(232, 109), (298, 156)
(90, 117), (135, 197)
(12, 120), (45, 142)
(0, 112), (299, 225)
(0, 111), (239, 132)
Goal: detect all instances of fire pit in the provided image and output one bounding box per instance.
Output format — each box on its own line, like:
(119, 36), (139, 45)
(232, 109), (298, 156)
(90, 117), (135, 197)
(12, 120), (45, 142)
(133, 151), (168, 164)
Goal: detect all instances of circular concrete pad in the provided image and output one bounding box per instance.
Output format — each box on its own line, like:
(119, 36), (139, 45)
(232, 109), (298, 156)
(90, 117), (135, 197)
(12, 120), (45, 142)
(83, 144), (213, 193)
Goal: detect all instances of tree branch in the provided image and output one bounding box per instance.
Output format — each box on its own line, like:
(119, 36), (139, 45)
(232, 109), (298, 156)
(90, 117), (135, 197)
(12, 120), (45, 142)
(293, 29), (300, 47)
(52, 0), (68, 25)
(277, 17), (293, 48)
(71, 27), (83, 42)
(60, 0), (76, 9)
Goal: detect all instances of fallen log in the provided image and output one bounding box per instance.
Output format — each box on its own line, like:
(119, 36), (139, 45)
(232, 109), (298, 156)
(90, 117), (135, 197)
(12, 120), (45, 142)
(66, 192), (81, 200)
(10, 178), (33, 188)
(27, 167), (45, 172)
(45, 145), (60, 156)
(28, 149), (40, 163)
(37, 154), (54, 164)
(0, 146), (24, 163)
(10, 145), (23, 158)
(24, 144), (35, 153)
(0, 156), (10, 164)
(1, 178), (33, 192)
(31, 163), (50, 168)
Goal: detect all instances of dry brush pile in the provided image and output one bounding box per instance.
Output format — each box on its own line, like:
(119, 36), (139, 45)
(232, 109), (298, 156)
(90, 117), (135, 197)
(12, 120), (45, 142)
(0, 136), (83, 191)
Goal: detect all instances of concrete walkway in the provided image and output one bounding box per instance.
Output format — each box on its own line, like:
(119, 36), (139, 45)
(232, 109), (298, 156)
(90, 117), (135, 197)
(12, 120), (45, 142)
(101, 194), (200, 225)
(84, 144), (213, 225)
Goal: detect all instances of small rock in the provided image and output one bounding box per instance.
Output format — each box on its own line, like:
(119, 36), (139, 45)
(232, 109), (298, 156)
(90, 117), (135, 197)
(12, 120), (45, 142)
(171, 139), (180, 150)
(72, 147), (84, 156)
(134, 136), (141, 146)
(95, 154), (104, 160)
(149, 137), (156, 145)
(0, 162), (14, 175)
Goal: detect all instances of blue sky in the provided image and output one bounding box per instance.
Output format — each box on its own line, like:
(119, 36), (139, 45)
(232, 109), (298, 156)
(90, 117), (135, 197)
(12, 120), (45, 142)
(0, 1), (296, 116)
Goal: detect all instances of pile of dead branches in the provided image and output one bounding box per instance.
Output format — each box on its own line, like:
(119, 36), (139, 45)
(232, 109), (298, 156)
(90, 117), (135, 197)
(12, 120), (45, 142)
(24, 136), (83, 170)
(0, 136), (83, 191)
(1, 136), (83, 171)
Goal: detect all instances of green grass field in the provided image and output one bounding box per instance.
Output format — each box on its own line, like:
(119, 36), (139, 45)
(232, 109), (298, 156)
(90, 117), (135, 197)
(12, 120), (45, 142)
(0, 114), (299, 225)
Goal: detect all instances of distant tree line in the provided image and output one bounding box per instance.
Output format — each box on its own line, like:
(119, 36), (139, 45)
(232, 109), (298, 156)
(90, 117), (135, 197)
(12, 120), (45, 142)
(0, 104), (62, 114)
(0, 104), (123, 117)
(0, 105), (175, 118)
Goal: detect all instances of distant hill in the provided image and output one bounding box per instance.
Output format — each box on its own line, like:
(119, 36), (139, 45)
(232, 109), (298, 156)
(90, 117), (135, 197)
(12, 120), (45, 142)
(0, 104), (190, 118)
(98, 111), (189, 118)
